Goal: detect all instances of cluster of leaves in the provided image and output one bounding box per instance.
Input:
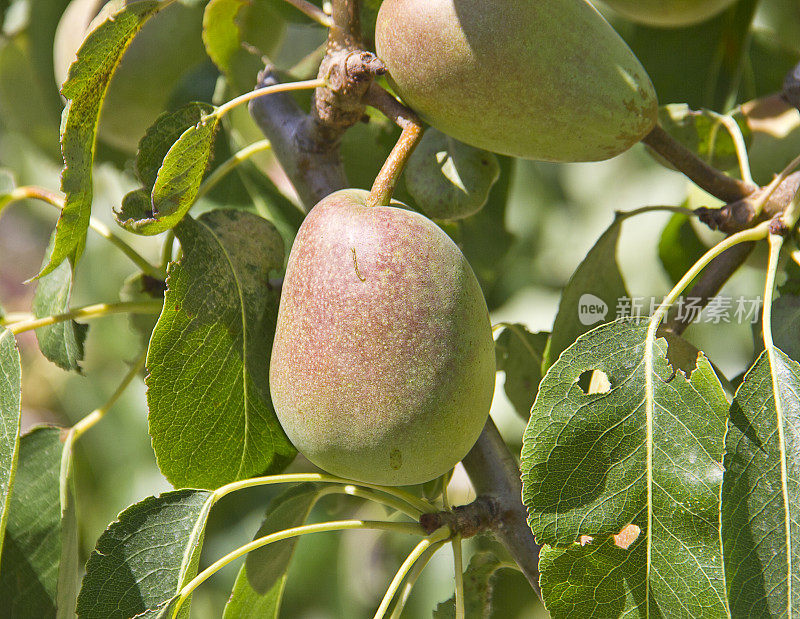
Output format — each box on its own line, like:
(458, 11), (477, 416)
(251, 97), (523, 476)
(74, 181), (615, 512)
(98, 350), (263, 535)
(0, 0), (798, 617)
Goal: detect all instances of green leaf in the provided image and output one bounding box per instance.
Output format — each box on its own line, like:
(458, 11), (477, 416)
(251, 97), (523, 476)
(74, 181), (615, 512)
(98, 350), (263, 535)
(538, 537), (645, 618)
(76, 489), (213, 619)
(654, 105), (751, 174)
(722, 348), (800, 617)
(0, 328), (21, 559)
(433, 551), (505, 618)
(116, 113), (220, 236)
(0, 426), (79, 618)
(404, 129), (500, 220)
(136, 103), (216, 190)
(33, 232), (89, 372)
(657, 212), (708, 286)
(202, 0), (248, 78)
(224, 484), (319, 618)
(147, 209), (295, 489)
(770, 294), (800, 362)
(522, 320), (730, 616)
(495, 325), (549, 418)
(544, 216), (628, 370)
(40, 0), (162, 278)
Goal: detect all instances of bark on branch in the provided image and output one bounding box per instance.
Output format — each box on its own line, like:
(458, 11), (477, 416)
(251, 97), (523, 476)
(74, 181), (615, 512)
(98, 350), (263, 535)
(642, 124), (757, 203)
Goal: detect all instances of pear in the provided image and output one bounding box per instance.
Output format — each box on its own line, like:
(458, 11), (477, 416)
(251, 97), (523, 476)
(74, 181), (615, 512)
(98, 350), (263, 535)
(375, 0), (658, 162)
(269, 189), (496, 486)
(601, 0), (738, 27)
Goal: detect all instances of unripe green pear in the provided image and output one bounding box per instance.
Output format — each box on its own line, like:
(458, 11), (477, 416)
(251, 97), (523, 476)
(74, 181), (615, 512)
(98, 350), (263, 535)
(375, 0), (658, 162)
(600, 0), (738, 27)
(603, 0), (736, 28)
(269, 189), (496, 486)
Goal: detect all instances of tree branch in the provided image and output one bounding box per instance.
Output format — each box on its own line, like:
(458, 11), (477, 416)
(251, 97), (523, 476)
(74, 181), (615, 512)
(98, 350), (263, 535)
(663, 241), (756, 335)
(642, 124), (757, 203)
(462, 419), (541, 594)
(696, 171), (800, 234)
(249, 69), (347, 211)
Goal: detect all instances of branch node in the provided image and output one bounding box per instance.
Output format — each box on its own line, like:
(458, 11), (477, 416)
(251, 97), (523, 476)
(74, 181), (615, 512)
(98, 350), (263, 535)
(419, 496), (500, 538)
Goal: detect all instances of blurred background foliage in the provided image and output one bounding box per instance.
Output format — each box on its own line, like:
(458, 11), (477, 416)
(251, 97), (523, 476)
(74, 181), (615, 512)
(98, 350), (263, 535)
(0, 0), (798, 616)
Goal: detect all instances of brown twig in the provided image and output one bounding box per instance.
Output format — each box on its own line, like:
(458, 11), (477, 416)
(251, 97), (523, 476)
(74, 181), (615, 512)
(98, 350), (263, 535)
(642, 124), (757, 203)
(663, 242), (756, 335)
(696, 171), (800, 234)
(462, 419), (542, 594)
(420, 496), (500, 538)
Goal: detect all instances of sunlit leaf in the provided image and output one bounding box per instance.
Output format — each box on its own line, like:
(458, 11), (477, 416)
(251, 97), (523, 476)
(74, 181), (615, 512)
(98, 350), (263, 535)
(722, 348), (800, 617)
(40, 1), (161, 277)
(76, 490), (213, 619)
(522, 320), (730, 616)
(116, 112), (220, 236)
(147, 209), (295, 489)
(0, 329), (21, 559)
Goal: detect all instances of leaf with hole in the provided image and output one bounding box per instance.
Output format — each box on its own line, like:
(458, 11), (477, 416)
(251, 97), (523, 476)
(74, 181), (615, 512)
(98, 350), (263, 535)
(522, 319), (730, 616)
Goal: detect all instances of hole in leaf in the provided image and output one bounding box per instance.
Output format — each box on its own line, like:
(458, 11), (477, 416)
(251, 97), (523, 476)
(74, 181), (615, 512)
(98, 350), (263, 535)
(576, 369), (611, 394)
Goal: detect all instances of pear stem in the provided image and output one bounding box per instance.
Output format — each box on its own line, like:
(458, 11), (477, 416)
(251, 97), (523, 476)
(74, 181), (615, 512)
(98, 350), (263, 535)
(365, 84), (425, 208)
(367, 122), (423, 207)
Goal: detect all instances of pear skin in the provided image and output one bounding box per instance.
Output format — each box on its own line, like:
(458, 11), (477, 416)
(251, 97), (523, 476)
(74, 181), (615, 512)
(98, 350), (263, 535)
(601, 0), (738, 28)
(269, 189), (496, 486)
(376, 0), (658, 162)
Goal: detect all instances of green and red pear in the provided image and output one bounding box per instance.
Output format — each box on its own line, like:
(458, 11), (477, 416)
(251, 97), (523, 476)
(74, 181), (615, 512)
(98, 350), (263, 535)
(270, 189), (496, 486)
